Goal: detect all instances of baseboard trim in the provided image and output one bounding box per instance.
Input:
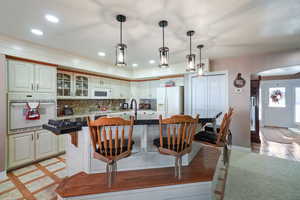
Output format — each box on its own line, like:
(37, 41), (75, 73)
(0, 170), (7, 180)
(231, 145), (251, 152)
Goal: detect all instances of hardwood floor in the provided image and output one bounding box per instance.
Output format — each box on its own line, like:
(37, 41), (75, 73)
(252, 127), (300, 161)
(56, 146), (220, 198)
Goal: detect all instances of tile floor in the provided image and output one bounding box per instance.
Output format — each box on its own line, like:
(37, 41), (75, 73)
(0, 154), (66, 200)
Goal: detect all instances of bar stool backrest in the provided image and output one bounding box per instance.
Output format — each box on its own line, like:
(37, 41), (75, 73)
(87, 116), (134, 161)
(159, 114), (199, 155)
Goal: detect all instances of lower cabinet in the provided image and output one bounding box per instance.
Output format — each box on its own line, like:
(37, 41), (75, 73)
(36, 130), (58, 160)
(8, 132), (35, 168)
(8, 130), (66, 169)
(58, 135), (67, 153)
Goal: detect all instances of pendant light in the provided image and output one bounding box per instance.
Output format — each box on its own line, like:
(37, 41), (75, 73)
(158, 20), (169, 68)
(197, 44), (204, 75)
(186, 30), (196, 72)
(115, 14), (127, 67)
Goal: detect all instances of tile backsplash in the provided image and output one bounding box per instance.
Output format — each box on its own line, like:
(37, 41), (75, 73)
(57, 99), (125, 116)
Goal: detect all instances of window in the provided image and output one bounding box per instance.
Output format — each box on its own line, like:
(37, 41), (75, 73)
(295, 88), (300, 123)
(269, 87), (286, 107)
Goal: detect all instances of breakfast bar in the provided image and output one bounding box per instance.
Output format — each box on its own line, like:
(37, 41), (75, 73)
(43, 111), (222, 176)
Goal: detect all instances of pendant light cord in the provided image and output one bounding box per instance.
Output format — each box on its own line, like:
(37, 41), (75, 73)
(190, 35), (192, 55)
(199, 47), (202, 64)
(120, 21), (122, 44)
(162, 26), (165, 48)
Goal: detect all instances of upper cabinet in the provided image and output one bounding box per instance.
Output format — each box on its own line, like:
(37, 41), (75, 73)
(8, 60), (56, 94)
(74, 74), (89, 97)
(57, 71), (73, 97)
(8, 60), (35, 92)
(35, 64), (57, 93)
(57, 72), (90, 99)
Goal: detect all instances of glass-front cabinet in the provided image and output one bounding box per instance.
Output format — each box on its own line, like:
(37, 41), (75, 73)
(57, 71), (72, 97)
(74, 74), (89, 97)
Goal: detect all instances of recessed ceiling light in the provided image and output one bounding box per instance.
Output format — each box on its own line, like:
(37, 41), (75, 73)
(45, 14), (59, 23)
(132, 63), (138, 67)
(149, 60), (155, 64)
(98, 52), (106, 57)
(31, 29), (43, 36)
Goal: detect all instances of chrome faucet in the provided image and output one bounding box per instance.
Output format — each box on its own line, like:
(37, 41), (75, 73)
(130, 98), (138, 120)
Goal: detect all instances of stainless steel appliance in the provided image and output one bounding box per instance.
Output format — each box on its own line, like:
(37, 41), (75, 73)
(91, 89), (111, 99)
(9, 101), (56, 131)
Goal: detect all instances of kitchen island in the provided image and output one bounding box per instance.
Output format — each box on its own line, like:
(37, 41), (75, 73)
(43, 110), (222, 200)
(66, 124), (201, 176)
(43, 110), (222, 176)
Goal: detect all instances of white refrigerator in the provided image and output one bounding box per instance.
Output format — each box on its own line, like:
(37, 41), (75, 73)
(157, 86), (184, 116)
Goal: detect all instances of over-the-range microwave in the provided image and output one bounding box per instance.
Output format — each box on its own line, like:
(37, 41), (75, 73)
(92, 89), (112, 99)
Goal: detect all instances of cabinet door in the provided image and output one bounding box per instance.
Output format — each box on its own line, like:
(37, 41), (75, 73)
(119, 80), (130, 99)
(74, 74), (89, 98)
(36, 130), (58, 159)
(57, 71), (73, 98)
(58, 135), (67, 153)
(35, 64), (57, 93)
(8, 132), (35, 168)
(149, 80), (159, 99)
(130, 82), (139, 99)
(157, 87), (166, 105)
(110, 80), (120, 99)
(8, 60), (35, 92)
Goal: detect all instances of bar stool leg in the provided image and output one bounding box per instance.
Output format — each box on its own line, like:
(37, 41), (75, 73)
(174, 157), (178, 178)
(112, 161), (117, 183)
(178, 156), (182, 180)
(106, 163), (113, 188)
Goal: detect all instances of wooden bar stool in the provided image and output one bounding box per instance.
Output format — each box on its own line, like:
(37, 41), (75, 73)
(87, 116), (134, 188)
(153, 114), (199, 180)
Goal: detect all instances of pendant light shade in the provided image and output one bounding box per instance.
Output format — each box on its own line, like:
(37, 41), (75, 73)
(115, 15), (127, 67)
(197, 44), (204, 75)
(186, 30), (196, 72)
(158, 20), (169, 68)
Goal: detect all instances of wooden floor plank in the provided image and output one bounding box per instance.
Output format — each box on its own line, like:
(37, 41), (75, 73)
(56, 146), (220, 198)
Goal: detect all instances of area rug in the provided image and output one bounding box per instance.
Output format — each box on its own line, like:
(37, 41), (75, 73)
(260, 127), (300, 144)
(224, 150), (300, 200)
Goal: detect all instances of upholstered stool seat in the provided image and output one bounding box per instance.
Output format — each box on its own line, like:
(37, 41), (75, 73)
(153, 137), (190, 152)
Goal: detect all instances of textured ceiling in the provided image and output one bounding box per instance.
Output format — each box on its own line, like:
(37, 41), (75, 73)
(1, 0), (300, 68)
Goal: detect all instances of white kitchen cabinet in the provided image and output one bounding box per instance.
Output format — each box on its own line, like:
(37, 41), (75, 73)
(35, 130), (58, 160)
(119, 80), (130, 99)
(130, 82), (139, 99)
(35, 64), (57, 93)
(57, 71), (73, 98)
(74, 74), (89, 98)
(110, 79), (120, 99)
(8, 60), (35, 92)
(136, 81), (150, 99)
(149, 80), (159, 99)
(58, 135), (67, 153)
(8, 60), (57, 94)
(157, 87), (166, 105)
(8, 132), (35, 168)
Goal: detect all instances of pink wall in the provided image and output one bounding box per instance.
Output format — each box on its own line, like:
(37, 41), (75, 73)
(211, 49), (300, 147)
(0, 54), (6, 172)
